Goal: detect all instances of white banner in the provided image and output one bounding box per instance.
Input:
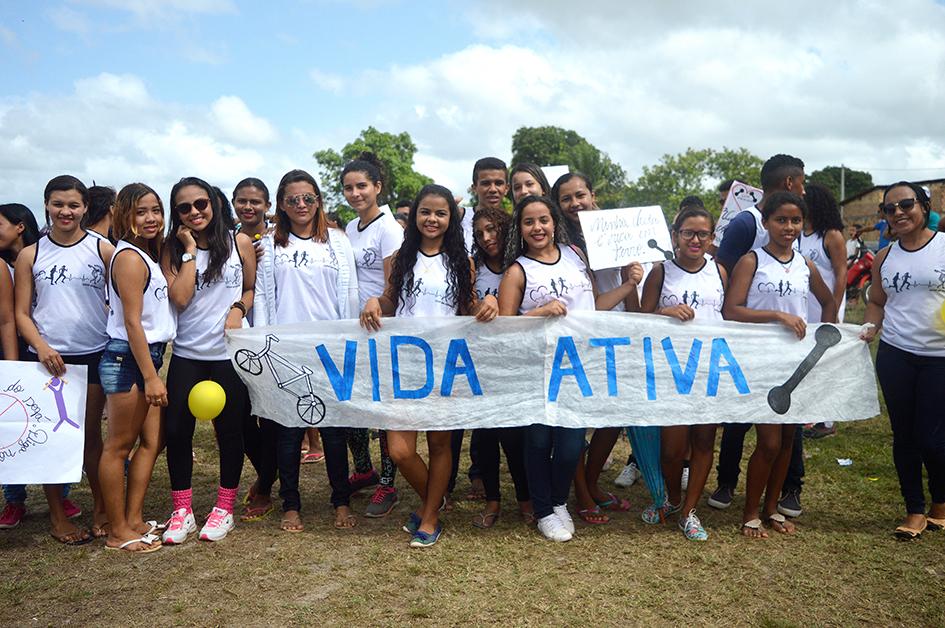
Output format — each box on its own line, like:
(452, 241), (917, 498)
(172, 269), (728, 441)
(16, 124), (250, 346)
(714, 180), (764, 246)
(0, 362), (87, 484)
(226, 312), (879, 431)
(578, 206), (674, 270)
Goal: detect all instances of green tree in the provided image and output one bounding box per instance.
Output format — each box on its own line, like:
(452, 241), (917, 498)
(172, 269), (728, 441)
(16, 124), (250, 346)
(314, 126), (433, 221)
(510, 126), (628, 208)
(626, 147), (763, 217)
(808, 166), (873, 202)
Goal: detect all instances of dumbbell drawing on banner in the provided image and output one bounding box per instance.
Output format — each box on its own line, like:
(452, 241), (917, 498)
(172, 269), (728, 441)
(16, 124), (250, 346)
(234, 334), (326, 425)
(767, 324), (842, 414)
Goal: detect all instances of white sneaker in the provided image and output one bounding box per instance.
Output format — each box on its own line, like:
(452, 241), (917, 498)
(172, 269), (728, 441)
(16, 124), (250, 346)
(162, 508), (196, 544)
(537, 514), (572, 542)
(615, 462), (642, 488)
(199, 507), (235, 542)
(681, 467), (690, 491)
(552, 504), (575, 535)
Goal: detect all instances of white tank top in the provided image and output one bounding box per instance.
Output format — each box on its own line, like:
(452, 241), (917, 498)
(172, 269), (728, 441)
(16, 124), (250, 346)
(745, 248), (810, 322)
(516, 245), (595, 314)
(880, 232), (945, 356)
(346, 211), (404, 310)
(798, 230), (846, 322)
(273, 232), (342, 324)
(659, 258), (725, 322)
(475, 261), (502, 301)
(30, 233), (108, 354)
(746, 206), (769, 250)
(173, 236), (244, 360)
(106, 241), (176, 344)
(593, 267), (626, 312)
(397, 252), (458, 318)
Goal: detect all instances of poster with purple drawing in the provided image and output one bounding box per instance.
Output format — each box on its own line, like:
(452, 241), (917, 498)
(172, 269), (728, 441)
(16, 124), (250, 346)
(0, 362), (87, 484)
(578, 206), (674, 270)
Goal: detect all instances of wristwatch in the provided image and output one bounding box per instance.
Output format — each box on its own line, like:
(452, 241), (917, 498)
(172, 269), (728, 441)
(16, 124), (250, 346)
(181, 253), (195, 263)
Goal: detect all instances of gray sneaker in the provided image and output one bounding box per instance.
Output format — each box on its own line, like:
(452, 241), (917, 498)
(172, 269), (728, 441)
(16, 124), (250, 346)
(707, 485), (734, 509)
(777, 489), (802, 518)
(365, 485), (399, 518)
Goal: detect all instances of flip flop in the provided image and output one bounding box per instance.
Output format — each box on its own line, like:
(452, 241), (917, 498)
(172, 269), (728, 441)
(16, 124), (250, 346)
(595, 492), (631, 512)
(240, 502), (274, 522)
(472, 510), (500, 529)
(301, 452), (325, 464)
(105, 535), (162, 553)
(741, 518), (768, 539)
(765, 513), (796, 535)
(925, 516), (945, 531)
(895, 519), (927, 540)
(578, 507), (610, 525)
(91, 523), (110, 538)
(51, 529), (94, 546)
(334, 513), (357, 529)
(280, 516), (304, 533)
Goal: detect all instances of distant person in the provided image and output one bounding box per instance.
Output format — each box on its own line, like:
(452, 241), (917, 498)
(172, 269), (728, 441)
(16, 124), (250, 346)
(83, 185), (116, 242)
(508, 163), (551, 204)
(393, 213), (408, 229)
(858, 213), (892, 250)
(394, 199), (412, 218)
(846, 223), (865, 262)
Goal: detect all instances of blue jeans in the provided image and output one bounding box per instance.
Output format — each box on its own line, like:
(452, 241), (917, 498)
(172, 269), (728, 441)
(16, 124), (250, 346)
(4, 483), (71, 503)
(524, 424), (584, 519)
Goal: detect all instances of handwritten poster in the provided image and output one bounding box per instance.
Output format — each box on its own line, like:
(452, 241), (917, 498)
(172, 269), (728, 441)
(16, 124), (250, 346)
(714, 180), (764, 246)
(541, 165), (570, 187)
(0, 362), (87, 484)
(578, 206), (674, 270)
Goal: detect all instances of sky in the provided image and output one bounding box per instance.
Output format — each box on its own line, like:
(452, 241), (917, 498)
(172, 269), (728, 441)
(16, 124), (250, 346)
(2, 0), (945, 215)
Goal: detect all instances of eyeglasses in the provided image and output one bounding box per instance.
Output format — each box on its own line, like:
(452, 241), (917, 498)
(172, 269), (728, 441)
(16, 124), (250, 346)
(285, 194), (318, 208)
(879, 198), (919, 216)
(174, 198), (210, 214)
(677, 229), (713, 241)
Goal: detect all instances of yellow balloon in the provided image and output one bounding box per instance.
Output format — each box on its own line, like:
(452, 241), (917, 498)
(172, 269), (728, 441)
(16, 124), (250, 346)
(188, 380), (226, 421)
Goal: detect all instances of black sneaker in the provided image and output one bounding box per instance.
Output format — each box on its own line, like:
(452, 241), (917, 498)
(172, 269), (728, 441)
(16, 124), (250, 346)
(777, 489), (802, 517)
(707, 485), (734, 509)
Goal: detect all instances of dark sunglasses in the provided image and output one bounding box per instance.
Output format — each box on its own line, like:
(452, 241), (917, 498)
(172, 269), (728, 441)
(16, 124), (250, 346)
(175, 198), (211, 214)
(879, 197), (919, 216)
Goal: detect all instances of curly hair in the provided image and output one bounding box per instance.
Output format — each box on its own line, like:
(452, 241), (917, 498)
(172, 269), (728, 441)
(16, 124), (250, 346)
(389, 184), (475, 316)
(503, 195), (570, 269)
(803, 183), (844, 237)
(471, 206), (510, 269)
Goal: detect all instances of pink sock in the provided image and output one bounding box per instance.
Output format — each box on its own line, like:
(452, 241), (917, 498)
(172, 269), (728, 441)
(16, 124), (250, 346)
(216, 486), (239, 514)
(171, 489), (192, 513)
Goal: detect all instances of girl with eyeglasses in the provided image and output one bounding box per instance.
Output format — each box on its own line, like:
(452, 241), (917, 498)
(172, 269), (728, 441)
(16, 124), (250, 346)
(159, 177), (256, 544)
(723, 192), (835, 539)
(342, 152), (402, 518)
(97, 183), (175, 553)
(253, 169), (360, 533)
(552, 173), (643, 526)
(861, 182), (945, 540)
(13, 176), (113, 546)
(640, 206), (727, 541)
(360, 184), (495, 548)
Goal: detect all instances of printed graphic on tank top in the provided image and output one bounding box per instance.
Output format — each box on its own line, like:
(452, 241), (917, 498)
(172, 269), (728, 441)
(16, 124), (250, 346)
(345, 212), (404, 310)
(31, 233), (108, 354)
(745, 248), (810, 322)
(517, 245), (595, 314)
(106, 241), (176, 344)
(475, 261), (502, 301)
(173, 237), (244, 361)
(398, 251), (457, 318)
(272, 232), (341, 324)
(798, 230), (846, 322)
(879, 233), (945, 356)
(659, 259), (725, 322)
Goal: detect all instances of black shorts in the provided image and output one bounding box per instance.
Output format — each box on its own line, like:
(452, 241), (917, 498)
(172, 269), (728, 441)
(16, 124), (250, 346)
(24, 349), (104, 386)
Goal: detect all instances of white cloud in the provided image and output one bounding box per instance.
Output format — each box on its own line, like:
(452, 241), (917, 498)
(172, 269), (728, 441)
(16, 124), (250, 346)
(69, 0), (237, 19)
(0, 73), (302, 216)
(0, 25), (18, 46)
(309, 69), (345, 95)
(46, 6), (93, 36)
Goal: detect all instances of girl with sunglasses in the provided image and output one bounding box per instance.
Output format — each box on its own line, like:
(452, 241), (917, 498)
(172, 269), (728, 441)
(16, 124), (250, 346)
(723, 192), (835, 539)
(13, 176), (113, 545)
(640, 206), (727, 540)
(254, 169), (360, 532)
(342, 152), (402, 517)
(862, 182), (945, 540)
(360, 184), (494, 548)
(97, 183), (175, 553)
(159, 178), (256, 544)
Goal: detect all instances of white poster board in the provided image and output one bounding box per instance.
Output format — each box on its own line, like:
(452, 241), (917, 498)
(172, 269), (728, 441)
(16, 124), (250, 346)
(0, 362), (87, 484)
(714, 180), (764, 246)
(541, 165), (570, 187)
(578, 206), (673, 270)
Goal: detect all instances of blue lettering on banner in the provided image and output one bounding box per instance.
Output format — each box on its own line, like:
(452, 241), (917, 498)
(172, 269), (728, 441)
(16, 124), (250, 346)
(588, 337), (631, 397)
(548, 336), (593, 402)
(368, 338), (380, 402)
(661, 337), (703, 395)
(643, 337), (656, 400)
(440, 339), (483, 397)
(315, 341), (358, 401)
(390, 336), (434, 399)
(706, 337), (750, 396)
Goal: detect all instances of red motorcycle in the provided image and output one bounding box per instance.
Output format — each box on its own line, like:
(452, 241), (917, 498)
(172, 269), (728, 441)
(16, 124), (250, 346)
(846, 248), (874, 303)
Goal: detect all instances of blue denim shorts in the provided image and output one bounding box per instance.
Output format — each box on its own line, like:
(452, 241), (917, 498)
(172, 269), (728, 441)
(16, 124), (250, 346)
(98, 339), (166, 395)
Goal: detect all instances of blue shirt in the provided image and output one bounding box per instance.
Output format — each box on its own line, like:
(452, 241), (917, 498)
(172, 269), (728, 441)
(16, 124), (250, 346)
(716, 212), (758, 273)
(874, 219), (890, 249)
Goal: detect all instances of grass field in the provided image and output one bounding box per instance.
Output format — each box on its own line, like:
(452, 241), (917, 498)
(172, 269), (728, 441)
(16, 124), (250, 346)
(2, 304), (944, 626)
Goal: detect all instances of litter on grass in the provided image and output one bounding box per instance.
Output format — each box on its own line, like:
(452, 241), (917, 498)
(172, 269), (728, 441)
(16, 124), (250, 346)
(836, 458), (853, 466)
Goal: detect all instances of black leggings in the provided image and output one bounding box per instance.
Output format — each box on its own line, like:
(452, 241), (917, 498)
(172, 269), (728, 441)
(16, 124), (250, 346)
(476, 427), (529, 503)
(347, 428), (373, 474)
(876, 341), (945, 514)
(165, 355), (249, 490)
